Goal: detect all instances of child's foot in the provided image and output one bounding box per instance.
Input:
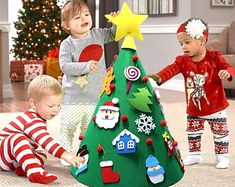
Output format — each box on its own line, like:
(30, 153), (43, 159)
(183, 155), (202, 165)
(28, 171), (57, 184)
(216, 155), (229, 169)
(60, 159), (71, 167)
(15, 166), (26, 177)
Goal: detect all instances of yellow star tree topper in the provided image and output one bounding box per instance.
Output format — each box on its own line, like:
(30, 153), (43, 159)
(105, 2), (148, 50)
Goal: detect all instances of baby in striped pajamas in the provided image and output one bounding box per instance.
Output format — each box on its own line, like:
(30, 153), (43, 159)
(0, 75), (82, 184)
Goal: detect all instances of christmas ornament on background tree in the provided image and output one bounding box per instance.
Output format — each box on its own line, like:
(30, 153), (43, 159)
(71, 2), (184, 186)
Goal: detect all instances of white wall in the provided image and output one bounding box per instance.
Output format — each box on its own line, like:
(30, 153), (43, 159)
(117, 0), (235, 92)
(0, 0), (12, 98)
(9, 0), (22, 61)
(192, 0), (235, 24)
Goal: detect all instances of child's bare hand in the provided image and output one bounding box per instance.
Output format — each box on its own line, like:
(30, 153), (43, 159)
(70, 155), (83, 167)
(148, 73), (162, 84)
(110, 11), (119, 17)
(61, 152), (83, 167)
(107, 12), (120, 22)
(90, 61), (99, 73)
(218, 70), (231, 80)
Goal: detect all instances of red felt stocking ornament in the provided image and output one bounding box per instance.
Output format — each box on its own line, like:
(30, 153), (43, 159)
(165, 139), (177, 157)
(100, 160), (120, 184)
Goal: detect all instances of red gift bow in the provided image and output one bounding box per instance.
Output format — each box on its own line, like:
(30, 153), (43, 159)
(48, 47), (59, 58)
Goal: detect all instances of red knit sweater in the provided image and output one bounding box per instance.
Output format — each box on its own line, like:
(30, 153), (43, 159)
(158, 49), (235, 116)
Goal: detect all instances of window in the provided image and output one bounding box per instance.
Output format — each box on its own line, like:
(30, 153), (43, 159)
(117, 141), (125, 150)
(132, 0), (177, 17)
(127, 140), (135, 149)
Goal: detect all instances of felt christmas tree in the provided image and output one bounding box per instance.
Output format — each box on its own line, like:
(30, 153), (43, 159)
(71, 3), (184, 187)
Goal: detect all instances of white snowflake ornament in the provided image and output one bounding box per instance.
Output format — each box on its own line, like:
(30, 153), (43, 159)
(135, 113), (156, 135)
(185, 19), (207, 39)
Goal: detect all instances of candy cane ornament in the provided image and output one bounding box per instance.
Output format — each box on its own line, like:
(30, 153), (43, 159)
(124, 66), (141, 93)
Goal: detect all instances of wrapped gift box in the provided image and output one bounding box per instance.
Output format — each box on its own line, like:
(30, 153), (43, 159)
(24, 64), (43, 82)
(10, 60), (46, 82)
(46, 57), (62, 79)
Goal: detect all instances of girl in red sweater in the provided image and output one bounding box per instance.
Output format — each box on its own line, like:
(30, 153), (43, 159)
(149, 18), (235, 169)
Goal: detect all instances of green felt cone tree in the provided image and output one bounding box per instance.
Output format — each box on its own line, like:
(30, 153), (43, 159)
(71, 3), (184, 187)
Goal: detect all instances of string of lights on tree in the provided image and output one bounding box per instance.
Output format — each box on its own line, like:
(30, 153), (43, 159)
(12, 0), (67, 60)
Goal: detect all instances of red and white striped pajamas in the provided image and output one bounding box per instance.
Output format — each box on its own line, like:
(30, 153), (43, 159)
(0, 109), (65, 177)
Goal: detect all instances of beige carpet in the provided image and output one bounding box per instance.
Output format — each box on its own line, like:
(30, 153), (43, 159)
(0, 99), (234, 187)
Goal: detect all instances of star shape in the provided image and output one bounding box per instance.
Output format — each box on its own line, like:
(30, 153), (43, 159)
(105, 2), (148, 41)
(74, 75), (88, 89)
(162, 131), (170, 142)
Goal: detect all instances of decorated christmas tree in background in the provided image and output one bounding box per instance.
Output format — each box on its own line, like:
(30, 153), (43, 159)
(71, 3), (184, 186)
(12, 0), (67, 60)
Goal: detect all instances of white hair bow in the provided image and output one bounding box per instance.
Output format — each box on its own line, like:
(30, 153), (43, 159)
(185, 19), (207, 39)
(57, 0), (69, 9)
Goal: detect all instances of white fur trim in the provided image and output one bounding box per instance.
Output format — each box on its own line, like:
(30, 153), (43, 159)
(99, 106), (119, 111)
(100, 161), (113, 167)
(112, 98), (119, 104)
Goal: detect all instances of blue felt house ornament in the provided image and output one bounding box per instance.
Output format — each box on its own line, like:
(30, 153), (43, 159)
(112, 129), (140, 154)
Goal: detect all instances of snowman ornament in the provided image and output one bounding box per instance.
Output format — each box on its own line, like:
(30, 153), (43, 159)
(75, 145), (89, 176)
(145, 155), (165, 184)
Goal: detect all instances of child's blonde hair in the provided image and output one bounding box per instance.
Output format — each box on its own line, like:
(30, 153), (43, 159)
(61, 0), (88, 34)
(27, 75), (63, 101)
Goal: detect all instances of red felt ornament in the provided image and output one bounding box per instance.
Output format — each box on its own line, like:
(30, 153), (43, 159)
(93, 116), (96, 121)
(172, 141), (178, 147)
(160, 120), (167, 126)
(146, 138), (153, 145)
(166, 139), (177, 157)
(79, 134), (84, 140)
(110, 84), (115, 90)
(142, 76), (148, 83)
(113, 54), (118, 60)
(100, 161), (120, 184)
(97, 145), (104, 153)
(121, 115), (128, 122)
(132, 55), (138, 62)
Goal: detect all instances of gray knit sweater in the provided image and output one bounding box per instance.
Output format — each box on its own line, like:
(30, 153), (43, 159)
(59, 27), (115, 105)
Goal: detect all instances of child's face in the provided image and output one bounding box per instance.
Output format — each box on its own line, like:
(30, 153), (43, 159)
(31, 94), (63, 120)
(177, 32), (206, 60)
(66, 6), (92, 38)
